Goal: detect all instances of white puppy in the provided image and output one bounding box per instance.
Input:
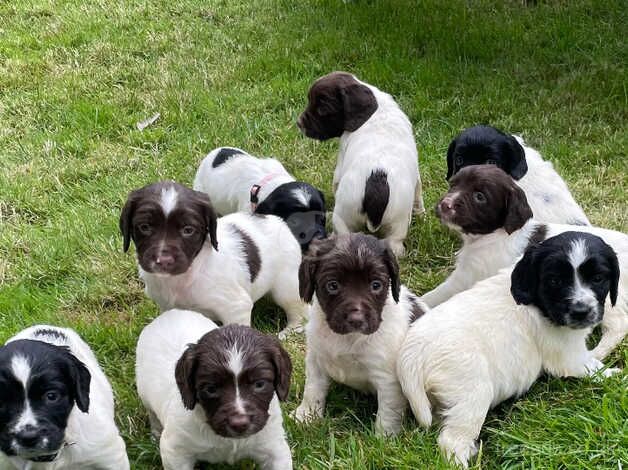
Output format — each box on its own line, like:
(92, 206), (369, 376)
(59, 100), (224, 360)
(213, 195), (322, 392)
(120, 181), (308, 337)
(422, 165), (628, 359)
(0, 325), (129, 469)
(298, 71), (424, 256)
(293, 234), (428, 435)
(399, 232), (621, 468)
(136, 309), (293, 470)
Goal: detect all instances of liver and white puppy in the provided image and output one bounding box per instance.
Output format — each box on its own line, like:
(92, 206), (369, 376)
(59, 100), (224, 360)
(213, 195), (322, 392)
(120, 181), (308, 337)
(446, 125), (590, 226)
(0, 326), (129, 469)
(193, 146), (326, 250)
(297, 71), (424, 256)
(293, 233), (428, 435)
(399, 232), (621, 468)
(136, 309), (292, 470)
(422, 165), (628, 359)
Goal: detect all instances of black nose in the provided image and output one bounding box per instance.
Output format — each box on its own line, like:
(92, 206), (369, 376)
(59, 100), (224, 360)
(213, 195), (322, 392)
(228, 414), (251, 434)
(15, 425), (42, 447)
(155, 251), (175, 267)
(571, 303), (591, 320)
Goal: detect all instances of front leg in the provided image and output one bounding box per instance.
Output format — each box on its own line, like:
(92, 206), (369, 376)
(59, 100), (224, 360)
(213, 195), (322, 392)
(210, 293), (254, 327)
(160, 431), (196, 470)
(373, 377), (407, 436)
(293, 353), (330, 423)
(258, 438), (293, 470)
(421, 267), (470, 308)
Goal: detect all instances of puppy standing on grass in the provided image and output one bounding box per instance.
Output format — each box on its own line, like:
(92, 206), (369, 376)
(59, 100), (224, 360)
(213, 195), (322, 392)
(399, 232), (621, 468)
(293, 233), (428, 435)
(0, 325), (129, 469)
(120, 181), (308, 337)
(298, 71), (424, 257)
(194, 146), (327, 251)
(136, 309), (293, 470)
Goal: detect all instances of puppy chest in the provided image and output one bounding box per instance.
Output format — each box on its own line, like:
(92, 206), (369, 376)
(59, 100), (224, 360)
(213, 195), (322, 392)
(321, 353), (373, 392)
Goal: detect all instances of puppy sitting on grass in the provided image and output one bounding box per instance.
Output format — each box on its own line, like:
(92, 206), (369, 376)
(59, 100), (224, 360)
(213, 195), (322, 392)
(293, 233), (428, 435)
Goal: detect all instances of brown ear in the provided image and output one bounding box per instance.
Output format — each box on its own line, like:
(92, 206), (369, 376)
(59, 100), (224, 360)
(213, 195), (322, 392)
(298, 255), (318, 303)
(504, 184), (533, 234)
(382, 243), (400, 302)
(175, 344), (198, 410)
(194, 191), (219, 251)
(341, 82), (378, 132)
(119, 191), (138, 253)
(268, 339), (292, 401)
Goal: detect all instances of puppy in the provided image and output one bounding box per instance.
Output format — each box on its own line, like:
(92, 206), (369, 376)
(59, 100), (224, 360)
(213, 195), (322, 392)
(422, 165), (628, 359)
(293, 233), (428, 435)
(398, 232), (621, 468)
(120, 181), (308, 337)
(298, 71), (424, 256)
(136, 309), (293, 470)
(446, 125), (590, 226)
(193, 147), (326, 250)
(0, 325), (129, 469)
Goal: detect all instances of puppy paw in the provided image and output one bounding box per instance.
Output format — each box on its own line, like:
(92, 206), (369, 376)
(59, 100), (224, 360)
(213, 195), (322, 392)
(291, 404), (322, 423)
(601, 367), (621, 378)
(389, 241), (406, 258)
(438, 430), (478, 469)
(374, 419), (401, 437)
(278, 325), (304, 340)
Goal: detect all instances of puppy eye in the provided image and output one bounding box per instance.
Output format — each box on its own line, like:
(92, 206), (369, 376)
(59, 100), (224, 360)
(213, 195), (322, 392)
(371, 280), (383, 292)
(138, 223), (152, 235)
(486, 159), (497, 165)
(326, 280), (339, 294)
(547, 277), (562, 288)
(203, 385), (219, 397)
(253, 380), (268, 392)
(473, 192), (486, 203)
(45, 391), (59, 403)
(591, 274), (606, 284)
(455, 155), (463, 166)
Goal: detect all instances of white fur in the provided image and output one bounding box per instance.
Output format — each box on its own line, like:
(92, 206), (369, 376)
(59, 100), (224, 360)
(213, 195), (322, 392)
(398, 270), (619, 468)
(1, 326), (129, 470)
(421, 219), (628, 360)
(139, 212), (308, 338)
(193, 147), (295, 215)
(136, 309), (292, 470)
(512, 135), (590, 225)
(332, 79), (424, 257)
(160, 186), (179, 216)
(293, 287), (426, 435)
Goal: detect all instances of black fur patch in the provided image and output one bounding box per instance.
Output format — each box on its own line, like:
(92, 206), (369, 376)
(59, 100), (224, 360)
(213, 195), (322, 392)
(212, 148), (244, 168)
(362, 169), (389, 230)
(33, 328), (68, 341)
(526, 223), (548, 250)
(406, 292), (427, 323)
(232, 225), (261, 282)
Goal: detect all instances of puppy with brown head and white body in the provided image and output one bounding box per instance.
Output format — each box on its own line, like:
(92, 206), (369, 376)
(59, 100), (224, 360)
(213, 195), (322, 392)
(421, 165), (628, 359)
(120, 181), (308, 337)
(136, 309), (293, 470)
(297, 72), (424, 257)
(292, 233), (428, 435)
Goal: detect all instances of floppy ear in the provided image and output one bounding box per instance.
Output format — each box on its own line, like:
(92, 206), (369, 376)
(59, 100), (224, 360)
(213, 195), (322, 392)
(268, 339), (293, 401)
(298, 255), (318, 303)
(510, 247), (539, 305)
(382, 243), (401, 303)
(503, 184), (533, 234)
(446, 139), (457, 180)
(119, 192), (137, 253)
(606, 247), (620, 306)
(195, 191), (219, 251)
(505, 136), (528, 180)
(175, 345), (198, 410)
(65, 352), (91, 413)
(341, 83), (377, 132)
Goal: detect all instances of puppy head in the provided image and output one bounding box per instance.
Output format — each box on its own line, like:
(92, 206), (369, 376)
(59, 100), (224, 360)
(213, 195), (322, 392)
(446, 125), (527, 180)
(175, 325), (292, 439)
(0, 340), (91, 461)
(297, 71), (378, 140)
(119, 181), (218, 275)
(298, 233), (400, 335)
(254, 181), (327, 250)
(511, 232), (620, 329)
(436, 165), (532, 235)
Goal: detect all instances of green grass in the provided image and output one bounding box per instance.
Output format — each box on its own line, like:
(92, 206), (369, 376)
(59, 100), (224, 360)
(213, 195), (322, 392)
(1, 0), (627, 468)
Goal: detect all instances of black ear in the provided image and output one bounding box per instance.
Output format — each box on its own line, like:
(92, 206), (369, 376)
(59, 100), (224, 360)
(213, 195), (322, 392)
(298, 255), (318, 303)
(382, 243), (401, 303)
(175, 345), (198, 410)
(504, 184), (533, 234)
(268, 339), (293, 401)
(119, 192), (138, 253)
(505, 136), (527, 180)
(65, 352), (91, 413)
(446, 139), (457, 180)
(510, 247), (539, 305)
(606, 247), (620, 306)
(341, 83), (378, 132)
(195, 191), (219, 251)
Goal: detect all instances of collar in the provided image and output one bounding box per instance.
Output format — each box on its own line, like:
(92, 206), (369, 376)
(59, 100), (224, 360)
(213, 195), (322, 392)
(250, 173), (283, 212)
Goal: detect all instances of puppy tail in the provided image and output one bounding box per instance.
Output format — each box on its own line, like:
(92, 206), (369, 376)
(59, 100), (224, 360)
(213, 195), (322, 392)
(362, 169), (389, 232)
(397, 349), (432, 428)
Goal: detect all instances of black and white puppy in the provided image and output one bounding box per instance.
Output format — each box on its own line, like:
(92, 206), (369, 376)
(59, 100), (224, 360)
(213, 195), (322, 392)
(0, 326), (129, 469)
(194, 147), (326, 250)
(136, 309), (293, 470)
(399, 232), (620, 468)
(120, 181), (308, 338)
(446, 125), (590, 226)
(298, 72), (424, 257)
(422, 165), (628, 359)
(293, 233), (428, 435)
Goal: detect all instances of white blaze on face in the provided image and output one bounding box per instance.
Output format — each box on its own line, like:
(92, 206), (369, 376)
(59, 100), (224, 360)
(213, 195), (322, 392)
(291, 188), (311, 208)
(160, 186), (179, 217)
(567, 239), (598, 310)
(10, 355), (38, 433)
(226, 345), (246, 414)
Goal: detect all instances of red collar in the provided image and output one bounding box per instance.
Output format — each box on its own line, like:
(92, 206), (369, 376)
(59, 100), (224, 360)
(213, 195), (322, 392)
(250, 173), (283, 212)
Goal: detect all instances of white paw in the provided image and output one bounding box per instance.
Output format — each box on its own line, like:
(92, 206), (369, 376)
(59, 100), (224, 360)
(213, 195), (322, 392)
(601, 367), (621, 378)
(438, 431), (478, 469)
(389, 242), (405, 258)
(291, 404), (322, 423)
(374, 419), (401, 437)
(278, 324), (304, 340)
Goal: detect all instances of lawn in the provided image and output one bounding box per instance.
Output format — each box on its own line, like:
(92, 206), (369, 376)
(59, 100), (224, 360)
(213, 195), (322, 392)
(0, 0), (626, 468)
